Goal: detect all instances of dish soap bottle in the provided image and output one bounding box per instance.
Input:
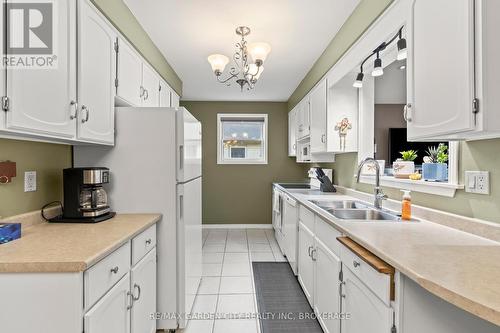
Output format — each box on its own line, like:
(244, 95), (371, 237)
(401, 190), (412, 221)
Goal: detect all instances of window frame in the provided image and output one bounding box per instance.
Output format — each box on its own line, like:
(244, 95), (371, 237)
(217, 113), (268, 165)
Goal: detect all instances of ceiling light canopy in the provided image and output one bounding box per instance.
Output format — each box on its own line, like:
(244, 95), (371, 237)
(207, 26), (271, 91)
(353, 26), (407, 88)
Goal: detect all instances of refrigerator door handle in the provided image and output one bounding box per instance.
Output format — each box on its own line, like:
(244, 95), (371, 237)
(179, 145), (184, 170)
(179, 194), (184, 219)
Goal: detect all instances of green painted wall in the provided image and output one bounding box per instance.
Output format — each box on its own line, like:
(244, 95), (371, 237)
(181, 101), (305, 225)
(289, 0), (500, 223)
(91, 0), (182, 95)
(288, 0), (393, 110)
(0, 139), (71, 217)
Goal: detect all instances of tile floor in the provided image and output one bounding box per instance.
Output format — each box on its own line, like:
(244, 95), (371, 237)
(180, 228), (286, 333)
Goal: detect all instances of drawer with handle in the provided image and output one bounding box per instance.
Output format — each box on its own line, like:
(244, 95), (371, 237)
(338, 237), (394, 306)
(84, 241), (131, 310)
(132, 224), (157, 266)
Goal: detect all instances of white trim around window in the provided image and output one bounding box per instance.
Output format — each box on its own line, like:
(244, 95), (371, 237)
(217, 113), (268, 165)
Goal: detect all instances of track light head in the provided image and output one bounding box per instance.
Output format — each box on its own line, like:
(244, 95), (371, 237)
(397, 38), (407, 60)
(372, 58), (383, 77)
(353, 72), (364, 88)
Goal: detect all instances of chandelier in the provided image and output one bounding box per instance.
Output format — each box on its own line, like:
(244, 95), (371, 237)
(207, 26), (271, 91)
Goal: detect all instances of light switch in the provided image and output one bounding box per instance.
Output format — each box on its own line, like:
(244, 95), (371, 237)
(465, 171), (489, 195)
(24, 171), (37, 192)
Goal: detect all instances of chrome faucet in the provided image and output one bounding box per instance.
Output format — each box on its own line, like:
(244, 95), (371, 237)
(356, 157), (388, 210)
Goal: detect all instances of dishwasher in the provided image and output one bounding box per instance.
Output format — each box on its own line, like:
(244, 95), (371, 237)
(282, 194), (298, 275)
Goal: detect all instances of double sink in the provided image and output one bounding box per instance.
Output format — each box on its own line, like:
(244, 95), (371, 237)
(310, 200), (409, 222)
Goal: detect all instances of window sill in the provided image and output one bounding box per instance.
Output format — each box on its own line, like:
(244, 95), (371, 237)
(357, 175), (464, 197)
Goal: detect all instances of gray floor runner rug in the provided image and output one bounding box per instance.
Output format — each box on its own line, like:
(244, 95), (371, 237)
(252, 262), (323, 333)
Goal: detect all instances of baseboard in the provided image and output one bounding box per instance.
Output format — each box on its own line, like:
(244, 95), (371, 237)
(202, 224), (273, 229)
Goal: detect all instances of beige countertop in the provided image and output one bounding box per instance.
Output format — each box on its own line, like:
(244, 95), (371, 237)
(274, 184), (500, 327)
(0, 214), (161, 273)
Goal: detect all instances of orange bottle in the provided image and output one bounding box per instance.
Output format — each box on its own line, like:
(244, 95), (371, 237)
(401, 190), (412, 221)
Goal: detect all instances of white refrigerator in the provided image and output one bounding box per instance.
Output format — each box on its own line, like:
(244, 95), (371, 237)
(74, 107), (202, 330)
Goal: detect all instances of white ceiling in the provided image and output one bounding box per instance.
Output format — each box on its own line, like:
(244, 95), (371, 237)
(124, 0), (360, 101)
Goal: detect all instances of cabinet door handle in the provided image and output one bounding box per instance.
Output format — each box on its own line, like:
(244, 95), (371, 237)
(308, 246), (313, 257)
(70, 100), (78, 120)
(144, 89), (149, 100)
(403, 103), (412, 122)
(321, 134), (326, 143)
(339, 281), (346, 298)
(353, 260), (361, 268)
(311, 249), (317, 261)
(81, 105), (90, 123)
(110, 266), (119, 274)
(126, 291), (134, 310)
(146, 238), (152, 245)
(293, 144), (296, 150)
(133, 283), (141, 301)
(140, 86), (145, 98)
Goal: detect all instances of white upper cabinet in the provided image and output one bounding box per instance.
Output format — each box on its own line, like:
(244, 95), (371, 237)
(407, 0), (475, 140)
(407, 0), (500, 141)
(171, 91), (180, 108)
(77, 0), (116, 145)
(296, 98), (310, 140)
(141, 64), (160, 107)
(5, 0), (77, 139)
(116, 38), (143, 107)
(288, 107), (297, 156)
(310, 79), (328, 153)
(159, 79), (171, 107)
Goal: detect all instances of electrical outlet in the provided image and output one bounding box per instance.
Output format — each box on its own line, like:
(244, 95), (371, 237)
(465, 171), (489, 195)
(24, 171), (37, 192)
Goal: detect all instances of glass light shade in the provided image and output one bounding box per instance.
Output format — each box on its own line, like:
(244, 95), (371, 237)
(397, 48), (408, 61)
(247, 42), (271, 63)
(207, 54), (229, 73)
(247, 63), (264, 80)
(353, 80), (363, 88)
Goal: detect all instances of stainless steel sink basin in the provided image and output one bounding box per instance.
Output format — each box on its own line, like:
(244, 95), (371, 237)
(310, 200), (368, 210)
(330, 209), (400, 221)
(309, 200), (411, 222)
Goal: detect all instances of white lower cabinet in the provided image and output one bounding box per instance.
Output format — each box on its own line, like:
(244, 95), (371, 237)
(131, 248), (157, 333)
(84, 273), (131, 333)
(77, 0), (116, 145)
(298, 222), (315, 306)
(314, 238), (341, 333)
(341, 267), (392, 333)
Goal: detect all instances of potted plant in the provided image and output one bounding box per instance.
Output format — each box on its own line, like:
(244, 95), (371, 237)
(422, 144), (448, 181)
(393, 150), (417, 179)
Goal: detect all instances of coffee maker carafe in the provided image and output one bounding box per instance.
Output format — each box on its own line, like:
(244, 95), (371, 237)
(55, 167), (115, 223)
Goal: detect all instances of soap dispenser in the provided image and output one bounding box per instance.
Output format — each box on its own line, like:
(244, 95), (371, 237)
(401, 190), (412, 221)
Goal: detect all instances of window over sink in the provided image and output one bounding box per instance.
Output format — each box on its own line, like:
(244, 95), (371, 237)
(217, 114), (268, 164)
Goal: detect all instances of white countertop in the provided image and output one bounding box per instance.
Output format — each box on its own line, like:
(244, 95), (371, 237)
(274, 183), (500, 327)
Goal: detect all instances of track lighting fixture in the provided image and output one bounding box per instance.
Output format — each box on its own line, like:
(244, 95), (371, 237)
(353, 26), (406, 88)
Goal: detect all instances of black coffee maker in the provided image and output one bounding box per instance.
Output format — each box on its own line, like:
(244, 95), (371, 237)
(50, 167), (115, 223)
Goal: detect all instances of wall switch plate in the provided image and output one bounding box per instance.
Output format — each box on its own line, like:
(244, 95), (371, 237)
(24, 171), (36, 192)
(465, 171), (489, 195)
